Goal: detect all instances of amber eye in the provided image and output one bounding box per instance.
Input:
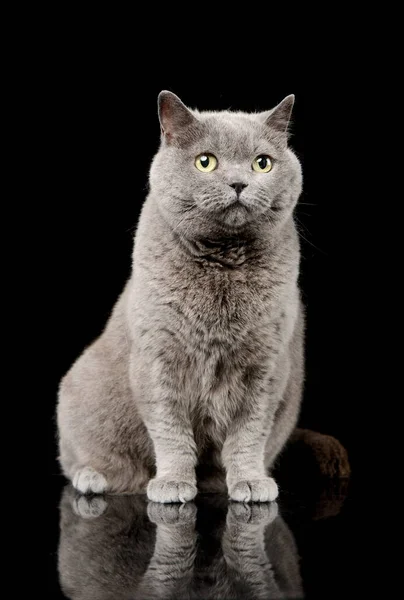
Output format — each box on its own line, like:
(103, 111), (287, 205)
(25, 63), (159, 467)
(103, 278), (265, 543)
(195, 153), (218, 172)
(252, 155), (273, 173)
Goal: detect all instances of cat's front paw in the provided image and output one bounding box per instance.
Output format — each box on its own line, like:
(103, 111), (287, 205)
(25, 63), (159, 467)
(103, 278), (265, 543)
(147, 478), (197, 503)
(229, 477), (278, 503)
(72, 466), (108, 495)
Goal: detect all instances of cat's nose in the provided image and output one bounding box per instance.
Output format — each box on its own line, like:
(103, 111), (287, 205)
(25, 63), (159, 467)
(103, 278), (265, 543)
(229, 182), (248, 195)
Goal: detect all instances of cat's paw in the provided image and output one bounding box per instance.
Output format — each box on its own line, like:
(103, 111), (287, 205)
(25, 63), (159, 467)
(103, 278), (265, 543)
(72, 467), (108, 495)
(147, 478), (197, 503)
(73, 494), (108, 519)
(227, 501), (278, 525)
(229, 477), (278, 503)
(147, 501), (197, 525)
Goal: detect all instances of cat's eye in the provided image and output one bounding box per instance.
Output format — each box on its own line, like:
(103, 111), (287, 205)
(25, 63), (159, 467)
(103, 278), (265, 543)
(195, 153), (218, 173)
(252, 155), (273, 173)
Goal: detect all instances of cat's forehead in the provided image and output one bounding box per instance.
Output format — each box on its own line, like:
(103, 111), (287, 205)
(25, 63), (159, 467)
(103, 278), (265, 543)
(193, 111), (269, 156)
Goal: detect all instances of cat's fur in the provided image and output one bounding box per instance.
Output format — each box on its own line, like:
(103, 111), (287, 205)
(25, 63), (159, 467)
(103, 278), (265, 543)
(57, 91), (304, 502)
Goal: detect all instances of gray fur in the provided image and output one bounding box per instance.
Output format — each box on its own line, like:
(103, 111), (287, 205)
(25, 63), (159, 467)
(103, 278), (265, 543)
(57, 91), (304, 502)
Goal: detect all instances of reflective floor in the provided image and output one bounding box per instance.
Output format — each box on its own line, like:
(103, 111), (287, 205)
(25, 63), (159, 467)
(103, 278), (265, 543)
(48, 435), (357, 599)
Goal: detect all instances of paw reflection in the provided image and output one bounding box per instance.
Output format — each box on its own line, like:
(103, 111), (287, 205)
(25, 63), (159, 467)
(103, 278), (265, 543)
(59, 480), (348, 599)
(147, 500), (197, 525)
(228, 501), (278, 525)
(73, 494), (108, 519)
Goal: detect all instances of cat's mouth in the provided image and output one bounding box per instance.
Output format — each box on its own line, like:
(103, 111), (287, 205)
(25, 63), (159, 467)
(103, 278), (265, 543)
(215, 199), (254, 228)
(197, 194), (255, 228)
(224, 198), (250, 212)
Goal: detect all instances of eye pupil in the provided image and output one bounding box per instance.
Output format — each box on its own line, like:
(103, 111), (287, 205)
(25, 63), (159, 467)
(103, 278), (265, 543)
(195, 153), (218, 172)
(252, 155), (272, 173)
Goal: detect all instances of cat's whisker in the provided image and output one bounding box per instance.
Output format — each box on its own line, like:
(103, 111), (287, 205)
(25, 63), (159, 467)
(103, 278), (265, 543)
(294, 216), (327, 255)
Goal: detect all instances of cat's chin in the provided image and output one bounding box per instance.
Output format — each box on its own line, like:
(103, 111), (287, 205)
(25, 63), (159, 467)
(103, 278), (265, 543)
(216, 204), (252, 229)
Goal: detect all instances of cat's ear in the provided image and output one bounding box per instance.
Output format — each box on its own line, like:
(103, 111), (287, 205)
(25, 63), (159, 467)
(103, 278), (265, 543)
(158, 91), (200, 146)
(261, 95), (295, 143)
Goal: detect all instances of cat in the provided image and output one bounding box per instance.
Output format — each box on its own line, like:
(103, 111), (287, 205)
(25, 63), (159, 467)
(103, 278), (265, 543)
(57, 90), (305, 503)
(58, 487), (303, 599)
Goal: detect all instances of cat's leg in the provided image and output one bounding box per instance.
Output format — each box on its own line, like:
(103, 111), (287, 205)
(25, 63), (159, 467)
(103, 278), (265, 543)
(58, 376), (152, 496)
(58, 354), (154, 495)
(222, 406), (279, 502)
(222, 362), (290, 502)
(131, 355), (198, 503)
(144, 398), (198, 503)
(145, 415), (197, 501)
(58, 416), (111, 495)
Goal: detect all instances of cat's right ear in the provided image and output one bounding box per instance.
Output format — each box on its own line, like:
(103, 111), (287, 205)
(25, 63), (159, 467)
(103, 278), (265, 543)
(158, 91), (200, 146)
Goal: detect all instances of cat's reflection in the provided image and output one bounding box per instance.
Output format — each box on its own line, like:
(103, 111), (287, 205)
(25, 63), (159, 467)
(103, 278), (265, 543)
(59, 487), (311, 599)
(59, 429), (350, 599)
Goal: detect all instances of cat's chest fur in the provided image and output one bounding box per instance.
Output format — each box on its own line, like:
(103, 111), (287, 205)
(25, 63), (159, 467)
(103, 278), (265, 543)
(134, 238), (296, 365)
(169, 258), (273, 342)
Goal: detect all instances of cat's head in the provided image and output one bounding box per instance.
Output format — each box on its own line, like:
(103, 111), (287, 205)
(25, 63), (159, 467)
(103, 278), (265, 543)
(149, 92), (302, 239)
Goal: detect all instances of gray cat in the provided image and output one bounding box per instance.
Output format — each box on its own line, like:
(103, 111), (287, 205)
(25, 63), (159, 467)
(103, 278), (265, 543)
(57, 91), (304, 503)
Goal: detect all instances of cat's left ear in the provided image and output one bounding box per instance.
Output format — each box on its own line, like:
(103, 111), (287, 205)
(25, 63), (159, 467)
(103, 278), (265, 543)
(260, 95), (295, 144)
(158, 91), (200, 146)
